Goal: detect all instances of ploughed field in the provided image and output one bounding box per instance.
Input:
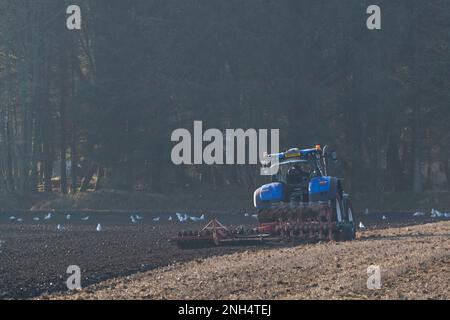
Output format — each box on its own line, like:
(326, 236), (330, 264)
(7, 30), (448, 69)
(0, 210), (448, 299)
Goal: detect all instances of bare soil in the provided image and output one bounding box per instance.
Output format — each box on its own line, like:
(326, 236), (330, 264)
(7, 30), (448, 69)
(0, 210), (261, 299)
(35, 219), (450, 300)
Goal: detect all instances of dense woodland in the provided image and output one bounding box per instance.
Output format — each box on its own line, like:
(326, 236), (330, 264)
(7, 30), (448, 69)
(0, 0), (449, 198)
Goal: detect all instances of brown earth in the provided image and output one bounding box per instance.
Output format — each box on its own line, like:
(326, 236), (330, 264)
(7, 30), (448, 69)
(41, 221), (450, 300)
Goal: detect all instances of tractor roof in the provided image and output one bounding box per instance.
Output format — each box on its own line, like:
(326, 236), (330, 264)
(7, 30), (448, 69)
(270, 159), (307, 169)
(266, 146), (321, 162)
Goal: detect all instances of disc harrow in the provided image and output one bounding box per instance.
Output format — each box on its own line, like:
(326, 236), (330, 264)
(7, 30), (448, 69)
(173, 202), (341, 249)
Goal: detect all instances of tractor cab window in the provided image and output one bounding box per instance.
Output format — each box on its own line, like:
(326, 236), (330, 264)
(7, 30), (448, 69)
(271, 161), (313, 184)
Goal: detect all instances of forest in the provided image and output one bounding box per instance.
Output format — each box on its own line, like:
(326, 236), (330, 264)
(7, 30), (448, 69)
(0, 0), (449, 202)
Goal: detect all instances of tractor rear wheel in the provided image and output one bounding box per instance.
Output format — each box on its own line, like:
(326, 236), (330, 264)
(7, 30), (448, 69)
(333, 196), (356, 241)
(332, 194), (344, 224)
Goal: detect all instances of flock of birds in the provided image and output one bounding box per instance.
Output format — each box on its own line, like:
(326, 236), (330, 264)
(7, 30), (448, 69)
(6, 211), (209, 232)
(5, 207), (449, 232)
(357, 208), (450, 230)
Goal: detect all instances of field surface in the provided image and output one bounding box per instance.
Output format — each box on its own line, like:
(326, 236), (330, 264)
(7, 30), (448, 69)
(0, 211), (448, 299)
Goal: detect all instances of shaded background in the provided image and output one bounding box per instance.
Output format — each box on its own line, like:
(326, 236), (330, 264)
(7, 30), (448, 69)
(0, 0), (449, 211)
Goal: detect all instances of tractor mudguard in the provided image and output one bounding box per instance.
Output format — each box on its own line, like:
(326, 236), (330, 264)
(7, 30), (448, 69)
(254, 182), (285, 209)
(309, 176), (341, 202)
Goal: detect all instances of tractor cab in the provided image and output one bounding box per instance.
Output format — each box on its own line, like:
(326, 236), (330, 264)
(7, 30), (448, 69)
(255, 145), (340, 208)
(270, 160), (316, 203)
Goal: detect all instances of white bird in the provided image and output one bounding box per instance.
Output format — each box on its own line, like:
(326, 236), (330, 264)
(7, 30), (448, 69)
(130, 215), (138, 224)
(244, 213), (250, 217)
(17, 218), (23, 223)
(44, 213), (52, 220)
(33, 217), (40, 221)
(251, 214), (258, 219)
(153, 217), (161, 222)
(413, 211), (425, 217)
(66, 214), (71, 220)
(444, 213), (450, 218)
(168, 216), (173, 221)
(382, 215), (387, 220)
(359, 222), (366, 229)
(81, 216), (90, 221)
(190, 214), (205, 222)
(96, 224), (103, 232)
(364, 209), (370, 215)
(135, 214), (144, 220)
(9, 216), (16, 221)
(57, 224), (65, 231)
(176, 213), (189, 222)
(431, 209), (443, 218)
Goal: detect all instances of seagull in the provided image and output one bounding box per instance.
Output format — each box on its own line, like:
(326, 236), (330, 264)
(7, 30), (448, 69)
(66, 214), (71, 220)
(81, 216), (90, 221)
(382, 215), (387, 220)
(9, 216), (16, 221)
(413, 211), (425, 217)
(57, 224), (65, 231)
(359, 222), (366, 229)
(153, 217), (161, 222)
(168, 216), (173, 221)
(444, 213), (450, 218)
(190, 214), (205, 222)
(364, 209), (370, 215)
(44, 213), (52, 220)
(431, 209), (443, 218)
(17, 218), (23, 223)
(244, 213), (250, 217)
(176, 213), (189, 223)
(251, 214), (259, 219)
(135, 214), (144, 220)
(96, 224), (103, 232)
(33, 217), (40, 221)
(130, 215), (138, 224)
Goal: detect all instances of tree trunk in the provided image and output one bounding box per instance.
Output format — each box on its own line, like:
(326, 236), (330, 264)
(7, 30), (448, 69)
(59, 39), (69, 194)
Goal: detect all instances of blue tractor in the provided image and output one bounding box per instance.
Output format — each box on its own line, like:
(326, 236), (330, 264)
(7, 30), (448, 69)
(254, 145), (356, 241)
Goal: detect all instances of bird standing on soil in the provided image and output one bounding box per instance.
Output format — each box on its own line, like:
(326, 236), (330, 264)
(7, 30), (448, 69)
(359, 222), (366, 230)
(431, 209), (443, 218)
(96, 224), (103, 232)
(189, 214), (205, 222)
(176, 213), (189, 223)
